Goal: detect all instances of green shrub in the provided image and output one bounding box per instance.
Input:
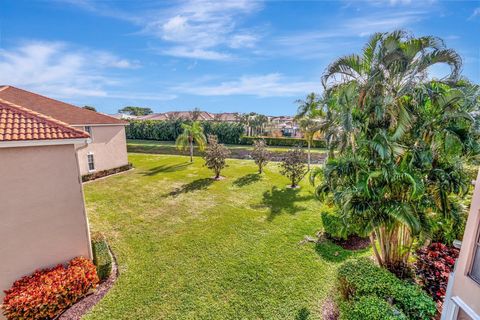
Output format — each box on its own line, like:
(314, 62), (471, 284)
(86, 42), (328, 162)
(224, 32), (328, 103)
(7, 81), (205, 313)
(91, 233), (112, 281)
(338, 258), (436, 320)
(322, 210), (351, 240)
(126, 120), (244, 144)
(239, 136), (326, 148)
(339, 296), (407, 320)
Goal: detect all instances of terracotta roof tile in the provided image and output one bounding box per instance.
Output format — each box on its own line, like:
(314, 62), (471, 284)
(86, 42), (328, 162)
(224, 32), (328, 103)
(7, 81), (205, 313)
(0, 99), (90, 142)
(0, 86), (126, 125)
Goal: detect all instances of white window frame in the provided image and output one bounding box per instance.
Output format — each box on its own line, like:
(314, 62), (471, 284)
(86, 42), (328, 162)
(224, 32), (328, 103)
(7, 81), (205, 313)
(443, 296), (480, 320)
(87, 152), (95, 172)
(468, 221), (480, 285)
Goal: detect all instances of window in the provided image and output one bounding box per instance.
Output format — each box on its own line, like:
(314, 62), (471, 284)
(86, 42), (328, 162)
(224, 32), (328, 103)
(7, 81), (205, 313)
(87, 153), (95, 172)
(470, 224), (480, 284)
(84, 126), (93, 138)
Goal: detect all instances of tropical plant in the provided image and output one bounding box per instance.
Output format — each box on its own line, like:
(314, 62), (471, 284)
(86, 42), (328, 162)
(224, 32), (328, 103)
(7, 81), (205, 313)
(297, 117), (321, 170)
(280, 146), (308, 188)
(204, 135), (230, 179)
(175, 121), (207, 162)
(295, 92), (322, 119)
(312, 30), (478, 274)
(251, 139), (270, 173)
(118, 106), (153, 116)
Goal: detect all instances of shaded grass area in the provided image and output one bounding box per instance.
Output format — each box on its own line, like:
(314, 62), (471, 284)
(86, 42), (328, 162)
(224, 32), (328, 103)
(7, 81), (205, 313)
(83, 153), (369, 320)
(127, 139), (328, 164)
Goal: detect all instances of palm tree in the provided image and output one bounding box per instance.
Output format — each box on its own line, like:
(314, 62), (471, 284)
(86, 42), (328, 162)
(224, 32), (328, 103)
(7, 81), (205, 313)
(298, 117), (321, 170)
(295, 92), (322, 120)
(175, 121), (207, 162)
(315, 30), (471, 273)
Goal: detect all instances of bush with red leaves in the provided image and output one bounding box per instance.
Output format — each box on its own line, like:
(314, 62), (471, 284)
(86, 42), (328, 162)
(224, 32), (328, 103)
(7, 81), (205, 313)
(2, 257), (99, 320)
(414, 243), (459, 303)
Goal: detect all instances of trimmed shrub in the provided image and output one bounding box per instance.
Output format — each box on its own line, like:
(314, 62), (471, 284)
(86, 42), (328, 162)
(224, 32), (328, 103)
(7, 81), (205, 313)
(339, 296), (407, 320)
(338, 258), (436, 320)
(126, 120), (245, 144)
(91, 232), (113, 281)
(321, 210), (360, 240)
(82, 163), (133, 182)
(240, 136), (326, 148)
(2, 257), (98, 320)
(414, 242), (459, 302)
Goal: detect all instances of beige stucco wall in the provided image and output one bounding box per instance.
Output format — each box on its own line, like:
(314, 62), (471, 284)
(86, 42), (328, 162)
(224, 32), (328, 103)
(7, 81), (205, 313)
(0, 144), (92, 302)
(451, 169), (480, 315)
(74, 125), (128, 176)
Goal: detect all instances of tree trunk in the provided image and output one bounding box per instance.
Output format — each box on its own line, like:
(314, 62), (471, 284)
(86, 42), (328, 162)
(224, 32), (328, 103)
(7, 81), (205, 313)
(307, 141), (311, 170)
(370, 233), (383, 266)
(189, 141), (193, 163)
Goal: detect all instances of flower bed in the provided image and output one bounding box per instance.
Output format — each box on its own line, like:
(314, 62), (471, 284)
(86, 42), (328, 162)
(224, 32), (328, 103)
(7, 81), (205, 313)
(2, 257), (99, 320)
(414, 242), (459, 304)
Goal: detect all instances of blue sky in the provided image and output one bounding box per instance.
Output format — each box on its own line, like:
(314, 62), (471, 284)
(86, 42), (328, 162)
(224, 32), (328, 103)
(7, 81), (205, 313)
(1, 0), (479, 115)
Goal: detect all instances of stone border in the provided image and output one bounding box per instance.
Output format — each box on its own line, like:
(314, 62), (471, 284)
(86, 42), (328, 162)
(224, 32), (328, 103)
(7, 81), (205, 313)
(56, 247), (119, 320)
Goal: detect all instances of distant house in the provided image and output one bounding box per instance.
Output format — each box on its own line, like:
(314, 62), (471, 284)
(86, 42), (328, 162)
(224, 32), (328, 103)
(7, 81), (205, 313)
(0, 86), (129, 176)
(0, 99), (92, 301)
(442, 170), (480, 320)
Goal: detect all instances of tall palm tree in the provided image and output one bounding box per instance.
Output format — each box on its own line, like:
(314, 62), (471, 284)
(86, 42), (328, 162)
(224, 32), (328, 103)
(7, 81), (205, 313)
(295, 92), (322, 120)
(298, 117), (321, 170)
(176, 121), (207, 163)
(315, 30), (470, 273)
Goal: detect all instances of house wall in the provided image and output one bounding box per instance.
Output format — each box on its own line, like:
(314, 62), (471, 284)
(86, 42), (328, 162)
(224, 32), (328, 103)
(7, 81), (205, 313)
(75, 125), (128, 176)
(450, 168), (480, 316)
(0, 144), (92, 302)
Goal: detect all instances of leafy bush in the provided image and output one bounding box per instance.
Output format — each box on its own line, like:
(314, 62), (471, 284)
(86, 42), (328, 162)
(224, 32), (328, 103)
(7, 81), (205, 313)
(240, 136), (326, 148)
(280, 146), (308, 188)
(2, 257), (99, 320)
(338, 258), (436, 320)
(204, 135), (230, 179)
(126, 120), (244, 144)
(321, 210), (360, 240)
(91, 232), (113, 281)
(250, 139), (270, 173)
(414, 242), (459, 302)
(339, 295), (407, 320)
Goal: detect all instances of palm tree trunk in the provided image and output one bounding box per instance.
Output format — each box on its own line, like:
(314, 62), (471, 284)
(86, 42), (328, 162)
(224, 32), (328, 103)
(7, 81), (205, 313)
(189, 141), (193, 162)
(370, 233), (383, 266)
(307, 141), (311, 170)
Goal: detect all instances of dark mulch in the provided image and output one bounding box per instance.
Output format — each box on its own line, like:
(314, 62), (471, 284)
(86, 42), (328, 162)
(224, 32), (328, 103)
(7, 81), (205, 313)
(332, 235), (370, 250)
(57, 252), (118, 320)
(322, 297), (339, 320)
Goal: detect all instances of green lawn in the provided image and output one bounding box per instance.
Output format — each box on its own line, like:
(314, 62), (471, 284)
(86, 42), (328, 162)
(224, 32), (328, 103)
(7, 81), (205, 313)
(83, 153), (368, 320)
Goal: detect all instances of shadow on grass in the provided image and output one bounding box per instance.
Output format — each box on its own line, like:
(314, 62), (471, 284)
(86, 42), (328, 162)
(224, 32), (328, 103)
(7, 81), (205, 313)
(254, 186), (314, 221)
(233, 173), (261, 187)
(295, 307), (310, 320)
(314, 240), (370, 263)
(144, 162), (191, 176)
(164, 178), (214, 197)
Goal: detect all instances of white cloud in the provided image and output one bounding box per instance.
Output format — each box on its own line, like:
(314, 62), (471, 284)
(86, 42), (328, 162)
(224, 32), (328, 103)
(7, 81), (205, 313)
(469, 7), (480, 19)
(174, 73), (320, 97)
(143, 0), (263, 60)
(0, 41), (173, 101)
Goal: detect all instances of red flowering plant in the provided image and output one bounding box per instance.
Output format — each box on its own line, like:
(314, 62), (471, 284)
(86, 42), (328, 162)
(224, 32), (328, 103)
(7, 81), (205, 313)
(414, 243), (459, 304)
(1, 257), (99, 320)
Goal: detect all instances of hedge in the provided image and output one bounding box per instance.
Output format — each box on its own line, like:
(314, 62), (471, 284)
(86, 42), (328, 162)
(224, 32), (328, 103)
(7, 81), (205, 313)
(239, 136), (326, 148)
(339, 295), (407, 320)
(338, 258), (436, 320)
(321, 210), (359, 240)
(2, 257), (98, 320)
(91, 233), (113, 281)
(126, 120), (245, 144)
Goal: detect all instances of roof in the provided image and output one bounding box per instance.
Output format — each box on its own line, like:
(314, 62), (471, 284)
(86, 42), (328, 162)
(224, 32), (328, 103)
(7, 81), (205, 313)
(0, 99), (90, 142)
(0, 86), (126, 125)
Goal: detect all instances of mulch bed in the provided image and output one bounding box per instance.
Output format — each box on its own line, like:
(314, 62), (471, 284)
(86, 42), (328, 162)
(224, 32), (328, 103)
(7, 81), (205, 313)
(322, 296), (339, 320)
(57, 251), (118, 320)
(332, 235), (370, 250)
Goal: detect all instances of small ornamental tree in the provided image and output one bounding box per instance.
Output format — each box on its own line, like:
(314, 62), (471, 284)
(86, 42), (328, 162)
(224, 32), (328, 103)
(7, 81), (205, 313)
(204, 135), (230, 180)
(280, 146), (308, 188)
(251, 139), (270, 173)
